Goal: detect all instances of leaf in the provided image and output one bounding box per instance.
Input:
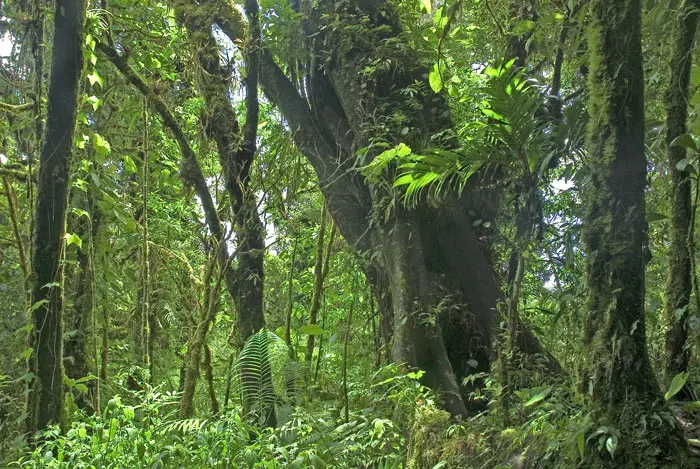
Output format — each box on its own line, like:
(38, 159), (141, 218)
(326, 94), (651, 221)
(92, 133), (111, 157)
(86, 95), (102, 111)
(298, 324), (325, 336)
(670, 133), (698, 152)
(65, 232), (83, 249)
(512, 20), (536, 35)
(605, 435), (618, 459)
(420, 0), (431, 13)
(108, 417), (118, 441)
(20, 347), (33, 360)
(72, 208), (89, 218)
(87, 71), (103, 88)
(28, 299), (48, 313)
(429, 65), (443, 93)
(122, 155), (138, 173)
(524, 387), (551, 407)
(647, 212), (668, 223)
(577, 432), (585, 459)
(676, 157), (692, 172)
(665, 372), (690, 400)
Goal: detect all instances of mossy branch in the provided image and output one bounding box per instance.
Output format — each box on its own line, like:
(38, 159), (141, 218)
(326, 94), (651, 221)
(96, 41), (225, 247)
(0, 101), (33, 113)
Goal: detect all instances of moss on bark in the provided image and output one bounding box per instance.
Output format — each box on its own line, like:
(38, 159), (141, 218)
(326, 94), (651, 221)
(581, 0), (692, 465)
(664, 0), (700, 391)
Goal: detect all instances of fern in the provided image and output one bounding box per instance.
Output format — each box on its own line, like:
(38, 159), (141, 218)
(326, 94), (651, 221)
(230, 329), (303, 425)
(393, 62), (587, 204)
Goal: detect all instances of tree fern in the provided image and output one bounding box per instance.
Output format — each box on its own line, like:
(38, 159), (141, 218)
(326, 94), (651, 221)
(230, 329), (304, 426)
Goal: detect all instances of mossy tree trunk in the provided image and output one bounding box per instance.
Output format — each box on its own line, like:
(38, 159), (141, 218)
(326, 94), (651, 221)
(581, 0), (690, 465)
(26, 0), (85, 435)
(664, 0), (700, 395)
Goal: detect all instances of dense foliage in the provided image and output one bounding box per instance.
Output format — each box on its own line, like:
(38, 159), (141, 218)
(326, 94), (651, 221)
(2, 0), (700, 467)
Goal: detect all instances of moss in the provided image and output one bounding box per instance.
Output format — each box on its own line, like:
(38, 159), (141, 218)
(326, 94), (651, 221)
(406, 406), (451, 469)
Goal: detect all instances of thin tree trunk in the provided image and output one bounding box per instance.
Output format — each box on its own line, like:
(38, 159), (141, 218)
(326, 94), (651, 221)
(305, 203), (328, 365)
(3, 178), (29, 299)
(203, 343), (220, 415)
(141, 99), (152, 377)
(180, 257), (222, 418)
(26, 0), (85, 435)
(664, 0), (700, 396)
(100, 305), (109, 383)
(582, 0), (691, 464)
(342, 290), (355, 424)
(285, 237), (298, 348)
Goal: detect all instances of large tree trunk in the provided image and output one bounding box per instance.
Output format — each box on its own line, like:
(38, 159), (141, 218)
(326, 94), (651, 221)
(581, 0), (690, 465)
(664, 0), (700, 394)
(26, 0), (85, 435)
(215, 0), (556, 417)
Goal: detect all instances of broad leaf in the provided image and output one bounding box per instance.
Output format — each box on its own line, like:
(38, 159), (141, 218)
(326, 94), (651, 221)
(665, 372), (690, 400)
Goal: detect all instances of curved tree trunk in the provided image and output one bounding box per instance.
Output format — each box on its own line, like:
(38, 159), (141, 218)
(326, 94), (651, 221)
(664, 0), (700, 395)
(26, 0), (85, 435)
(581, 0), (690, 465)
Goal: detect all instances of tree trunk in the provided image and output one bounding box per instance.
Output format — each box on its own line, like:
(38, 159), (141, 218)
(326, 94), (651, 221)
(203, 343), (220, 415)
(305, 203), (327, 365)
(26, 0), (85, 436)
(64, 198), (100, 413)
(664, 0), (700, 395)
(581, 0), (690, 465)
(180, 259), (220, 418)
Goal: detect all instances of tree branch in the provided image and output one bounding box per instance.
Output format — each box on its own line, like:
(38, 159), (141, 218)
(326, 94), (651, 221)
(96, 41), (225, 248)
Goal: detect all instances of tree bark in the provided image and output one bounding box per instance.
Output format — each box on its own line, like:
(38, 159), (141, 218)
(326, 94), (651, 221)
(26, 0), (85, 435)
(663, 0), (700, 395)
(582, 0), (691, 465)
(305, 203), (327, 365)
(64, 196), (100, 413)
(203, 343), (220, 415)
(180, 258), (221, 418)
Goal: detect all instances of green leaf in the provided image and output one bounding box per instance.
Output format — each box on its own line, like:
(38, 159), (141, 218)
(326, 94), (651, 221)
(396, 143), (412, 158)
(87, 70), (103, 88)
(108, 417), (118, 441)
(74, 384), (88, 393)
(420, 0), (431, 13)
(28, 299), (49, 313)
(512, 20), (536, 35)
(577, 432), (585, 459)
(92, 133), (111, 157)
(20, 347), (33, 360)
(524, 387), (551, 407)
(122, 155), (138, 173)
(298, 324), (325, 336)
(429, 65), (443, 93)
(665, 372), (690, 400)
(647, 212), (668, 223)
(86, 95), (102, 111)
(65, 232), (83, 249)
(670, 133), (698, 152)
(72, 208), (89, 218)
